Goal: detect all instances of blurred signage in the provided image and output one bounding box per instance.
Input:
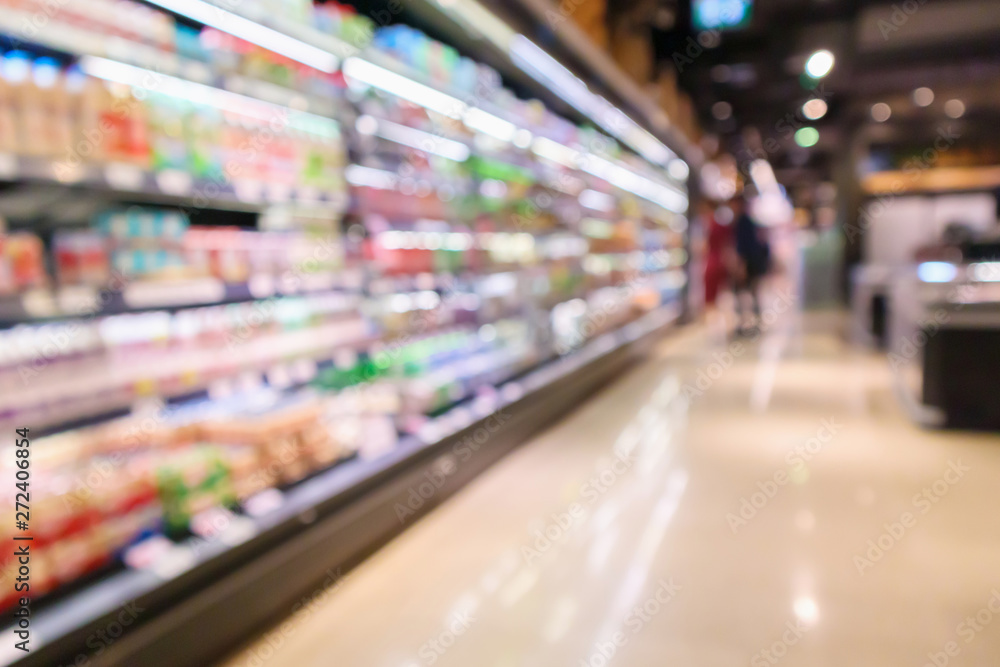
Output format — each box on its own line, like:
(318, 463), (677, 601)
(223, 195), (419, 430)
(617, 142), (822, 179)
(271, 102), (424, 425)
(693, 0), (753, 31)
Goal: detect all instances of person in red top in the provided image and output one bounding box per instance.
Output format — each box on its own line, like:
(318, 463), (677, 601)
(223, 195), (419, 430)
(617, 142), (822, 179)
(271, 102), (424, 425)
(699, 198), (734, 309)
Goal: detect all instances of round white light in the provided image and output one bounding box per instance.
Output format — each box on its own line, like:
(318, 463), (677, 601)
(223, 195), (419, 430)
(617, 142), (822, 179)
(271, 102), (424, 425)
(355, 114), (377, 135)
(944, 99), (965, 118)
(871, 103), (891, 123)
(912, 87), (934, 107)
(802, 98), (828, 120)
(805, 50), (835, 78)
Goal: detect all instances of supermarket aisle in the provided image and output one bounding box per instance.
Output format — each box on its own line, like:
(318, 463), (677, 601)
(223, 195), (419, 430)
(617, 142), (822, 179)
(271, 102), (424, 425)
(220, 303), (1000, 667)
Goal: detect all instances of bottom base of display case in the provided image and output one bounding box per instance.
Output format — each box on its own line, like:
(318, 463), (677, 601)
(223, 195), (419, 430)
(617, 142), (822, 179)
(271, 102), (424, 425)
(9, 306), (678, 667)
(922, 316), (1000, 430)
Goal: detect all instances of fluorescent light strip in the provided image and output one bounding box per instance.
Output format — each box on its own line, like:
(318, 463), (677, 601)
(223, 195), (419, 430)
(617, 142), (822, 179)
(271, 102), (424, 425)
(357, 115), (470, 161)
(144, 0), (338, 72)
(464, 107), (518, 142)
(509, 35), (677, 169)
(582, 155), (688, 213)
(345, 165), (398, 190)
(918, 262), (957, 283)
(343, 57), (466, 119)
(79, 56), (339, 138)
(595, 93), (673, 166)
(347, 59), (520, 144)
(435, 0), (680, 171)
(968, 262), (1000, 282)
(531, 137), (580, 169)
(531, 136), (685, 211)
(343, 53), (685, 211)
(432, 0), (517, 51)
(579, 188), (615, 212)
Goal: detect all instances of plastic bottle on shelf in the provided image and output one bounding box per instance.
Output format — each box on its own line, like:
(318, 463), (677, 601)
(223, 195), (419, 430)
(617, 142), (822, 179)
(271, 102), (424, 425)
(148, 94), (189, 172)
(0, 53), (22, 154)
(2, 52), (34, 156)
(185, 105), (223, 180)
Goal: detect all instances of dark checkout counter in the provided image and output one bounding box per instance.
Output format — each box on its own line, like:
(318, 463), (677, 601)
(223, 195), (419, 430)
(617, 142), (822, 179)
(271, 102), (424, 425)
(906, 260), (1000, 430)
(921, 296), (1000, 430)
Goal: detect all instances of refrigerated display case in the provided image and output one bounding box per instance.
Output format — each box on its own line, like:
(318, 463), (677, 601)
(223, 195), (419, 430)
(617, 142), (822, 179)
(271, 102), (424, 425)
(0, 0), (689, 663)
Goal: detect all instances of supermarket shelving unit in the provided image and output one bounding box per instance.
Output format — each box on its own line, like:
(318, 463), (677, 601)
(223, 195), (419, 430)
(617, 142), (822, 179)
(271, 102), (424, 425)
(11, 305), (677, 667)
(0, 0), (690, 663)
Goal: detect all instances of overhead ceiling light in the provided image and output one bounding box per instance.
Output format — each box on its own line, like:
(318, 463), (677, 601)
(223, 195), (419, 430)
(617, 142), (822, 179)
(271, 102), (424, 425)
(912, 87), (934, 107)
(794, 127), (819, 147)
(801, 98), (828, 120)
(871, 102), (892, 123)
(804, 50), (835, 78)
(143, 0), (341, 72)
(944, 99), (966, 118)
(711, 101), (733, 121)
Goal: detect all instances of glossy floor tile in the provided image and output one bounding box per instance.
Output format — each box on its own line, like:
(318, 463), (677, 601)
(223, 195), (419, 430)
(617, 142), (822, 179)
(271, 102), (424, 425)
(220, 306), (1000, 667)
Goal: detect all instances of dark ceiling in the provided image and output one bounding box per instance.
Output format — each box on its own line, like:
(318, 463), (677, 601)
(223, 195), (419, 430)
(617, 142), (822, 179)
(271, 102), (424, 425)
(654, 0), (1000, 198)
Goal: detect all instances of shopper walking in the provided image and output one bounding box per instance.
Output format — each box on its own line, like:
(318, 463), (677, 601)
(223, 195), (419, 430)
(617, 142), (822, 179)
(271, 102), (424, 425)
(731, 194), (770, 336)
(695, 198), (738, 342)
(700, 198), (733, 311)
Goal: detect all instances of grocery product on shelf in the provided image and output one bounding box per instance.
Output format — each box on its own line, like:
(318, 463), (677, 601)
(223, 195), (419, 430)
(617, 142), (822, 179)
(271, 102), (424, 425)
(1, 205), (347, 300)
(183, 226), (344, 283)
(371, 25), (485, 93)
(0, 50), (348, 199)
(0, 388), (368, 609)
(0, 230), (48, 294)
(0, 291), (372, 432)
(52, 230), (111, 287)
(96, 207), (190, 280)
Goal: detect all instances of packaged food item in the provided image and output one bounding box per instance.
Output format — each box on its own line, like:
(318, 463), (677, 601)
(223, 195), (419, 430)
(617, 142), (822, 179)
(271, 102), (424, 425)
(0, 231), (47, 293)
(196, 397), (341, 488)
(95, 207), (189, 280)
(183, 227), (248, 282)
(148, 94), (190, 172)
(155, 446), (236, 535)
(53, 230), (111, 286)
